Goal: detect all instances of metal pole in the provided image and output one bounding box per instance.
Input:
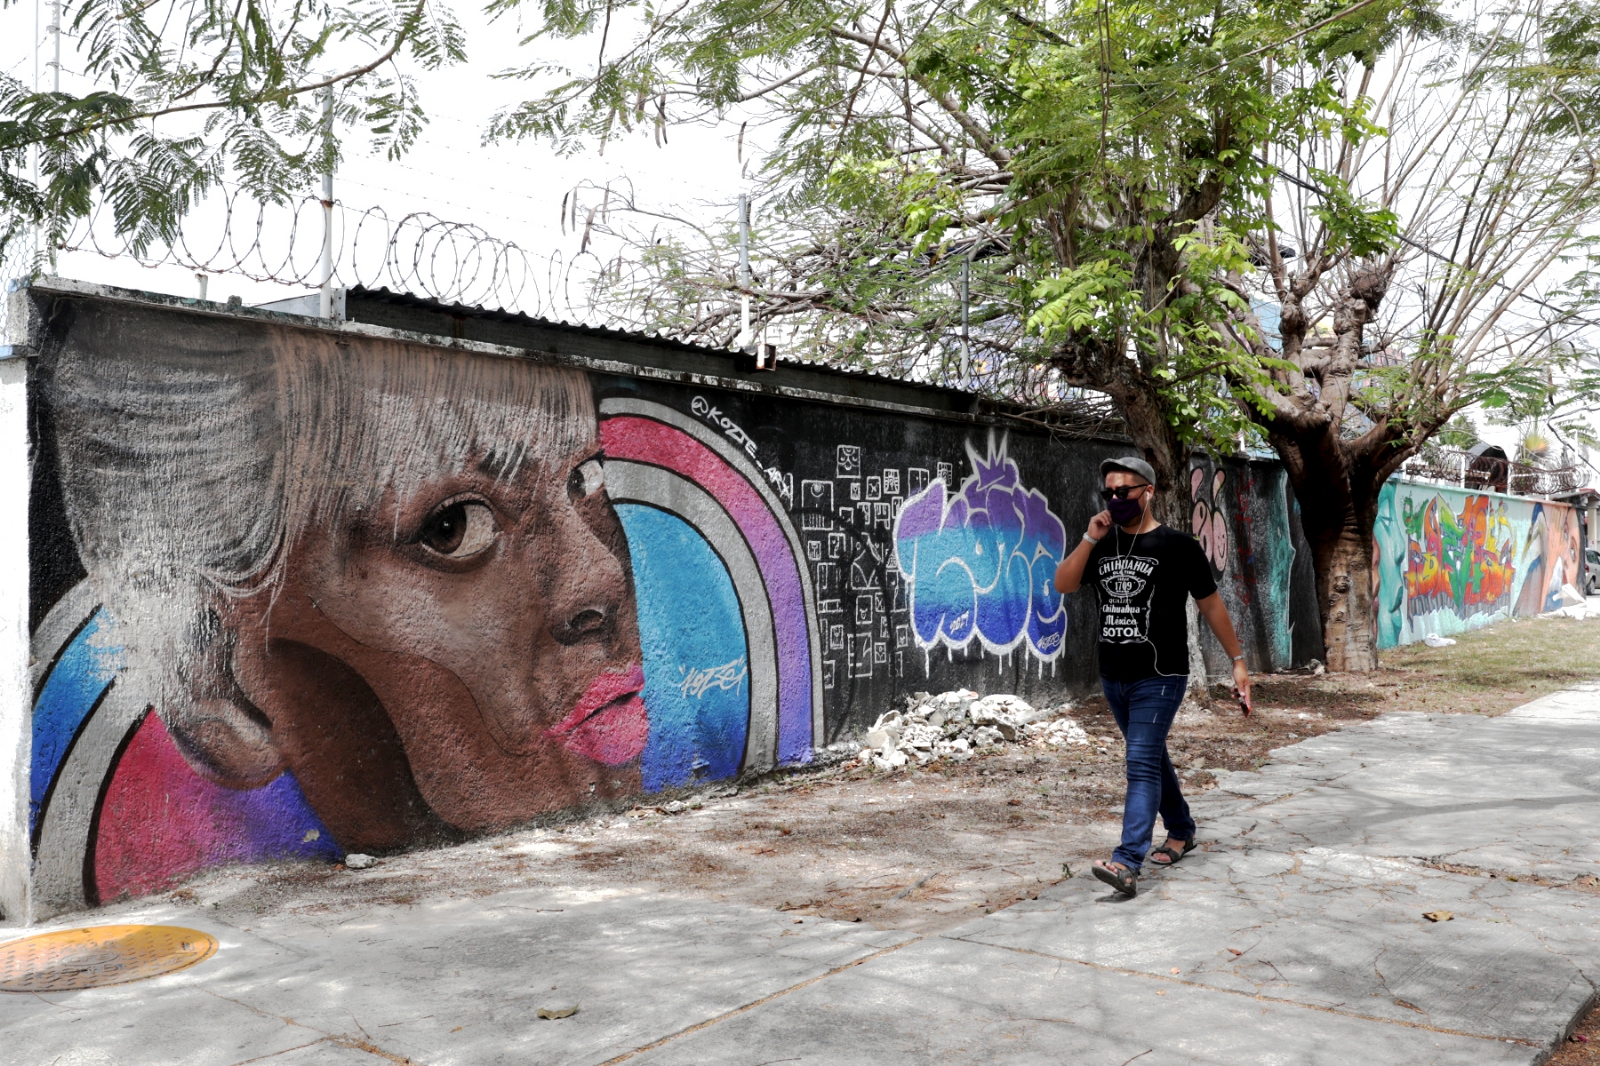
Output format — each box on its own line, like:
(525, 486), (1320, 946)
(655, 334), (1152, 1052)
(48, 0), (59, 92)
(31, 0), (41, 266)
(737, 193), (751, 348)
(41, 0), (61, 270)
(960, 253), (971, 382)
(318, 89), (334, 320)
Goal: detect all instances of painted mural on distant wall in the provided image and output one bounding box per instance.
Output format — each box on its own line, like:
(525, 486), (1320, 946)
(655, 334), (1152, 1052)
(1372, 479), (1582, 648)
(26, 294), (1324, 913)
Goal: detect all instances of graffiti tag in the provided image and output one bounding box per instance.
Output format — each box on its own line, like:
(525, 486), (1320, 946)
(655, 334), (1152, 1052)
(1190, 465), (1229, 576)
(677, 657), (750, 699)
(892, 434), (1067, 661)
(691, 395), (759, 460)
(1402, 493), (1515, 619)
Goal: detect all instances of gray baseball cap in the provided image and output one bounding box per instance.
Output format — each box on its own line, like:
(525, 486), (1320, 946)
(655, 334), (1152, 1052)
(1100, 456), (1156, 486)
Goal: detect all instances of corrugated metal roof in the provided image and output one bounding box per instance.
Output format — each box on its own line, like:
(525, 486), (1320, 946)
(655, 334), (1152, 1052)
(344, 285), (1125, 437)
(347, 286), (1012, 400)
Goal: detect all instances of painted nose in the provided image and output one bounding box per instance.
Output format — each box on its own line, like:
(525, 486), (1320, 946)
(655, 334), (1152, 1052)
(547, 505), (628, 647)
(553, 604), (611, 645)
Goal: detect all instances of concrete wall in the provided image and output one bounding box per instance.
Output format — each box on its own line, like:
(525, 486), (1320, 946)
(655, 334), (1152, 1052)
(0, 357), (30, 922)
(15, 281), (1321, 915)
(1372, 478), (1584, 649)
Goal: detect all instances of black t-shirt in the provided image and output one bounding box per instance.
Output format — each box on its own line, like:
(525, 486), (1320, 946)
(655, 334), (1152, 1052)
(1086, 524), (1218, 681)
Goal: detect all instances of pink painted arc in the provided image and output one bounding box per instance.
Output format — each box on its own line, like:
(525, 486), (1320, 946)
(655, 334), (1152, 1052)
(600, 415), (814, 764)
(94, 712), (338, 902)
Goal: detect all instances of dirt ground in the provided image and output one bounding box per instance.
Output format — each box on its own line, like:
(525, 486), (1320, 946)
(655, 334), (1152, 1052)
(165, 611), (1600, 962)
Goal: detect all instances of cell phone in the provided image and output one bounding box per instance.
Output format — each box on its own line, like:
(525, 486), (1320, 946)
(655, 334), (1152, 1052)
(1234, 689), (1252, 717)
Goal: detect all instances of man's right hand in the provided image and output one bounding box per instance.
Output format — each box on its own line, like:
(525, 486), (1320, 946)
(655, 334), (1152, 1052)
(1086, 510), (1113, 541)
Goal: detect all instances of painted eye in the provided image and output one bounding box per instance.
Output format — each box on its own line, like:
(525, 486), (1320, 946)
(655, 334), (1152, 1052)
(417, 500), (498, 558)
(571, 458), (605, 498)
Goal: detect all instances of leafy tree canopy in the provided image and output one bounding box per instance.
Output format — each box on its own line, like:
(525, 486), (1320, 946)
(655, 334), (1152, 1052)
(0, 0), (466, 266)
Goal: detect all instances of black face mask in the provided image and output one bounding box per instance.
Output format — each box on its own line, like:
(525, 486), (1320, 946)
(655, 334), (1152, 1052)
(1107, 494), (1146, 525)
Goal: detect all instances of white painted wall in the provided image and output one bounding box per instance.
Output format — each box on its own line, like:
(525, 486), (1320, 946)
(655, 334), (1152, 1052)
(0, 356), (30, 922)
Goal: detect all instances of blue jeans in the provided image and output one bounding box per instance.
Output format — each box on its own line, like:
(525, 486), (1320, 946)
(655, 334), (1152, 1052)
(1102, 675), (1195, 872)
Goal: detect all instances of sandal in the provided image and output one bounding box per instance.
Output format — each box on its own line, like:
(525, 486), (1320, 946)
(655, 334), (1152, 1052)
(1092, 860), (1139, 897)
(1148, 839), (1197, 867)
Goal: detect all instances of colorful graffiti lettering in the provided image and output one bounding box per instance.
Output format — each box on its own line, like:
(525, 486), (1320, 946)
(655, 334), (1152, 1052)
(1190, 466), (1229, 576)
(893, 435), (1067, 660)
(1374, 480), (1581, 648)
(1186, 457), (1298, 671)
(1400, 493), (1515, 620)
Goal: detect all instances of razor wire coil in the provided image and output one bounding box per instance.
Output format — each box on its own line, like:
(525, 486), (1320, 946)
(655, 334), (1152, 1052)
(54, 186), (573, 318)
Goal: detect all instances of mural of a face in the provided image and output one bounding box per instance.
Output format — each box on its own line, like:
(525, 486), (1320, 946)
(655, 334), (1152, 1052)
(48, 323), (646, 855)
(221, 383), (645, 850)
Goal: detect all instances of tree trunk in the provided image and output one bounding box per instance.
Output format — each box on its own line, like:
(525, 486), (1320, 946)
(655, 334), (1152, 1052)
(1311, 520), (1378, 672)
(1115, 379), (1192, 528)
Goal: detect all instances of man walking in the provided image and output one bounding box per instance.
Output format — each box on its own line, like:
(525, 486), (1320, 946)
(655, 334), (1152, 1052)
(1054, 457), (1253, 897)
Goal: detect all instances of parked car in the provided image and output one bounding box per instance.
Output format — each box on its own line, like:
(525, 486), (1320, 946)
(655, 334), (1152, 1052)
(1587, 547), (1600, 596)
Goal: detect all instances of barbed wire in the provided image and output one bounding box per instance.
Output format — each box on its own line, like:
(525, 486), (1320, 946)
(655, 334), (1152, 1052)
(22, 182), (1120, 434)
(54, 186), (600, 319)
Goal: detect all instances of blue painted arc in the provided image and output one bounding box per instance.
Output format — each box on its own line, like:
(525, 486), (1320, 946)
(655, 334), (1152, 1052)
(608, 460), (779, 776)
(617, 503), (751, 790)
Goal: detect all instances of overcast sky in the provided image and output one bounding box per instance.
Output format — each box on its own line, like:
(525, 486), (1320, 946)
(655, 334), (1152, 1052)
(0, 0), (751, 312)
(3, 0), (1592, 473)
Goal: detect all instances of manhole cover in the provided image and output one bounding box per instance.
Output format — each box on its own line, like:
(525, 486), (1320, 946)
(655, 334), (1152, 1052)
(0, 925), (218, 992)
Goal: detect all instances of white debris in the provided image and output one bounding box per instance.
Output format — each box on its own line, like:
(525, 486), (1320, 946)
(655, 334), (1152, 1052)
(1422, 633), (1457, 647)
(1024, 718), (1091, 748)
(855, 690), (1086, 772)
(1540, 587), (1593, 620)
(344, 853), (376, 869)
(971, 724), (1005, 748)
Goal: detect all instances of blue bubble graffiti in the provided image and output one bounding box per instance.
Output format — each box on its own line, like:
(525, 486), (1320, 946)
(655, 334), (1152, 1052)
(893, 435), (1068, 661)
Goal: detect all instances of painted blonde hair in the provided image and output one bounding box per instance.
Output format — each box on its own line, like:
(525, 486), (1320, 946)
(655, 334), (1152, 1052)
(47, 303), (592, 737)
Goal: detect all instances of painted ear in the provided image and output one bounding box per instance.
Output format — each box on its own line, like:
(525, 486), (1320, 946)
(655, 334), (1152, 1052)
(163, 692), (285, 788)
(159, 605), (284, 788)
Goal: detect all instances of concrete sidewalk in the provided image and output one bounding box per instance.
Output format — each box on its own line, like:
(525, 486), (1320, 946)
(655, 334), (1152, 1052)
(7, 685), (1600, 1065)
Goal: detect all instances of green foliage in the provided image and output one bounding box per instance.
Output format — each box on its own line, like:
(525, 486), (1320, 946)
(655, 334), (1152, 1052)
(489, 0), (1432, 463)
(0, 0), (466, 270)
(1434, 413), (1479, 449)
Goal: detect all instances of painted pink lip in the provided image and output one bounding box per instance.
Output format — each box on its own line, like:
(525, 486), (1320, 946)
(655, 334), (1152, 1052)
(545, 665), (648, 766)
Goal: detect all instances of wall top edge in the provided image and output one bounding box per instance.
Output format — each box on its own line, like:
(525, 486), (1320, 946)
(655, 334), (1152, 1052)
(13, 276), (1135, 444)
(1387, 473), (1580, 507)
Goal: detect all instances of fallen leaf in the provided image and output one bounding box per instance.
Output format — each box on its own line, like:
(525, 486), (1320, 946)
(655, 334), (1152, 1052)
(1169, 967), (1181, 974)
(1156, 990), (1167, 996)
(1394, 999), (1424, 1013)
(1227, 948), (1243, 956)
(1007, 799), (1022, 806)
(1422, 910), (1453, 923)
(538, 1006), (578, 1020)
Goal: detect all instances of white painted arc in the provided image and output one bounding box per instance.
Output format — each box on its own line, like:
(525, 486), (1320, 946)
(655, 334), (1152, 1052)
(31, 658), (149, 920)
(28, 581), (101, 696)
(598, 397), (823, 750)
(605, 460), (780, 776)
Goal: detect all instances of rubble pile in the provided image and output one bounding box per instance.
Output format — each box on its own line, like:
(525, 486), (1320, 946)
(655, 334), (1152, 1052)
(855, 690), (1089, 771)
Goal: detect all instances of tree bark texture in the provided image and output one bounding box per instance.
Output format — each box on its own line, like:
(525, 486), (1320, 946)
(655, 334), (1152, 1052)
(1249, 264), (1413, 672)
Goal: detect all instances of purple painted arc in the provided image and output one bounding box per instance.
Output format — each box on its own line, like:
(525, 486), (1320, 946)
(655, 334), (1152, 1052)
(600, 416), (814, 764)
